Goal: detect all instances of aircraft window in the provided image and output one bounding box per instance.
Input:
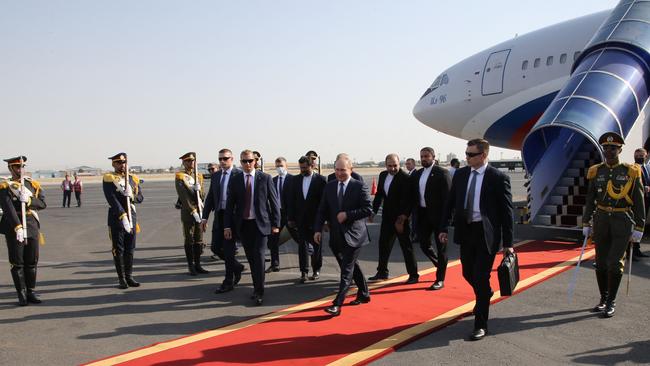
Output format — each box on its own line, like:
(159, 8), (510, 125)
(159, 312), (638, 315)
(534, 58), (540, 68)
(560, 53), (567, 64)
(441, 74), (449, 85)
(574, 51), (581, 61)
(522, 60), (528, 70)
(546, 56), (553, 66)
(430, 75), (442, 90)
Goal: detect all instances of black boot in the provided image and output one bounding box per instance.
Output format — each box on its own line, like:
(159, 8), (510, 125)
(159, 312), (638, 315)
(633, 242), (649, 258)
(124, 253), (140, 287)
(113, 256), (128, 289)
(184, 244), (197, 276)
(10, 267), (28, 306)
(193, 245), (209, 274)
(592, 270), (608, 312)
(24, 265), (42, 304)
(604, 272), (622, 318)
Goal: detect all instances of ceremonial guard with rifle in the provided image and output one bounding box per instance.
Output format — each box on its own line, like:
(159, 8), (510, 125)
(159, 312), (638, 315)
(0, 156), (46, 306)
(582, 132), (645, 317)
(175, 152), (209, 276)
(103, 153), (144, 289)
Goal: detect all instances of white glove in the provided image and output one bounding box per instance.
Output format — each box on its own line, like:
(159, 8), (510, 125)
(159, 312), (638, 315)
(582, 226), (591, 237)
(15, 227), (25, 243)
(630, 230), (643, 243)
(192, 211), (202, 223)
(19, 188), (32, 203)
(193, 183), (201, 192)
(122, 184), (133, 198)
(121, 216), (132, 233)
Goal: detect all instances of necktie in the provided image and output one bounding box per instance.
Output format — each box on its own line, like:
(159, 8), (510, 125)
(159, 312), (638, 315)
(220, 171), (227, 195)
(338, 182), (345, 209)
(279, 176), (283, 194)
(466, 170), (478, 224)
(244, 174), (252, 219)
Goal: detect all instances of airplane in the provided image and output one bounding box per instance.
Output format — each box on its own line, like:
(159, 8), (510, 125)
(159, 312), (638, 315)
(413, 1), (650, 228)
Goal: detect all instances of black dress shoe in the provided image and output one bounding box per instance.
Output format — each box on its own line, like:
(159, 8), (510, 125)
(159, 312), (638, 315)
(325, 305), (341, 316)
(265, 266), (279, 273)
(470, 328), (487, 341)
(604, 301), (616, 318)
(309, 271), (320, 280)
(126, 277), (140, 287)
(299, 273), (307, 284)
(255, 295), (263, 306)
(350, 296), (371, 305)
(592, 296), (608, 312)
(427, 280), (444, 291)
(26, 291), (42, 304)
(234, 266), (244, 285)
(17, 290), (28, 306)
(195, 266), (210, 274)
(215, 285), (234, 294)
(405, 275), (419, 284)
(368, 273), (388, 281)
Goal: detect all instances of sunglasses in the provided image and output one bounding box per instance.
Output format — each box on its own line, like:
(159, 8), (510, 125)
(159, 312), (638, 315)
(218, 157), (231, 161)
(241, 159), (254, 164)
(465, 151), (483, 157)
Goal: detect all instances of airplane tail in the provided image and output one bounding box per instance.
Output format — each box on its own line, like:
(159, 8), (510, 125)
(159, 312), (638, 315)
(522, 0), (650, 225)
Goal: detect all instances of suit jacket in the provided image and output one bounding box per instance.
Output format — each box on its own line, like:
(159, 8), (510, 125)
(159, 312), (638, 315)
(273, 173), (294, 222)
(372, 169), (409, 222)
(203, 168), (242, 220)
(327, 171), (364, 182)
(315, 179), (372, 248)
(440, 165), (514, 254)
(224, 170), (280, 236)
(288, 173), (327, 232)
(406, 165), (451, 227)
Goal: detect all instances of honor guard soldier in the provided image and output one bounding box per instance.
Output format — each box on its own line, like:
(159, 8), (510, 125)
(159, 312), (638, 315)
(582, 132), (645, 317)
(0, 156), (46, 306)
(175, 152), (209, 276)
(103, 153), (144, 289)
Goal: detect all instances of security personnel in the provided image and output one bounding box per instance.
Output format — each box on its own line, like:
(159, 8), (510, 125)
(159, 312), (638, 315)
(0, 156), (46, 306)
(582, 132), (645, 317)
(175, 152), (208, 276)
(103, 153), (144, 289)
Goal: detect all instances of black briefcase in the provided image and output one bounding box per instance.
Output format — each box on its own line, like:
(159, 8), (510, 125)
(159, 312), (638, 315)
(498, 251), (519, 296)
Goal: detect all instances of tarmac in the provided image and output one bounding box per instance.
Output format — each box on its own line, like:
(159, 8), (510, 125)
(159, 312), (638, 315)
(0, 175), (649, 365)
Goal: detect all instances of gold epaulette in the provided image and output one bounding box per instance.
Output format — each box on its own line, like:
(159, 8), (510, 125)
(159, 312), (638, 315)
(0, 181), (7, 190)
(29, 178), (41, 196)
(175, 172), (187, 180)
(586, 163), (602, 180)
(131, 173), (140, 187)
(623, 162), (641, 179)
(103, 172), (118, 183)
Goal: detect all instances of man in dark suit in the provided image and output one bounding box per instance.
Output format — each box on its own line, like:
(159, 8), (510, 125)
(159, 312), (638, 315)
(201, 148), (245, 294)
(288, 156), (327, 282)
(439, 138), (514, 341)
(399, 147), (450, 290)
(224, 149), (281, 305)
(633, 148), (650, 260)
(266, 157), (300, 272)
(315, 155), (372, 316)
(369, 154), (418, 283)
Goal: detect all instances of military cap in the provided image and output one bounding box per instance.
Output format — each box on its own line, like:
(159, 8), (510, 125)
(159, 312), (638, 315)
(108, 152), (127, 162)
(598, 132), (624, 147)
(179, 152), (196, 161)
(4, 156), (27, 166)
(252, 151), (261, 158)
(305, 150), (319, 158)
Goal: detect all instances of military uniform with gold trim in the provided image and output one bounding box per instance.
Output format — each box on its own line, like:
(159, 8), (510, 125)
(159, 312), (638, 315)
(582, 132), (645, 317)
(103, 153), (144, 289)
(0, 156), (46, 306)
(175, 152), (208, 275)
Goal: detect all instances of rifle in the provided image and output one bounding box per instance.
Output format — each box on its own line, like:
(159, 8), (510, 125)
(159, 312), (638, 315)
(194, 158), (203, 218)
(19, 156), (27, 242)
(125, 159), (133, 232)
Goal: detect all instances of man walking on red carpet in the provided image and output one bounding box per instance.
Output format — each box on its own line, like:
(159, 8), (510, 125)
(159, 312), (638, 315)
(315, 154), (372, 316)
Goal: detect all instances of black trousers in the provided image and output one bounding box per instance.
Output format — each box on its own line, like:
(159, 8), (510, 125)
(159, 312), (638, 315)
(460, 222), (497, 330)
(376, 216), (418, 276)
(5, 233), (39, 289)
(417, 208), (447, 281)
(297, 226), (322, 274)
(211, 209), (226, 258)
(330, 233), (369, 306)
(74, 191), (82, 206)
(110, 224), (136, 256)
(240, 219), (267, 296)
(62, 190), (72, 207)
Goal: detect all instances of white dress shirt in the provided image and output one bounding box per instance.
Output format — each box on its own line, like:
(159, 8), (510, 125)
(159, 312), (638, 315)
(243, 169), (256, 219)
(383, 173), (394, 196)
(418, 166), (433, 208)
(302, 172), (313, 199)
(465, 163), (488, 222)
(219, 167), (233, 210)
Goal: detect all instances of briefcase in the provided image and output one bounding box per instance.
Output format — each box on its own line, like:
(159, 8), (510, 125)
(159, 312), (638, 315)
(498, 251), (519, 296)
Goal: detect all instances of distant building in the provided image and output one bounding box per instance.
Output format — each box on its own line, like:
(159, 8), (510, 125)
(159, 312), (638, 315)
(130, 166), (143, 173)
(445, 153), (457, 163)
(72, 166), (102, 176)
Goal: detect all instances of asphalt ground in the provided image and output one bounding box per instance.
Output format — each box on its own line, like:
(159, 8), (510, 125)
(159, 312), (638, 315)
(0, 176), (649, 365)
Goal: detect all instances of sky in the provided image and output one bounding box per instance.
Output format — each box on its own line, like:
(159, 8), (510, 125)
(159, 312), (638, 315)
(0, 0), (618, 170)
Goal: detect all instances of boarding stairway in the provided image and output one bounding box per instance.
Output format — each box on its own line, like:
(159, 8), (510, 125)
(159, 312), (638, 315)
(528, 142), (599, 227)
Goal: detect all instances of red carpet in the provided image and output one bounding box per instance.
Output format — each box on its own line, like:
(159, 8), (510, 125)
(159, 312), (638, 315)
(86, 240), (593, 366)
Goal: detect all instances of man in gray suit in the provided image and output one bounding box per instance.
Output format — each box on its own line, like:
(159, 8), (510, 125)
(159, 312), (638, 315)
(315, 155), (372, 316)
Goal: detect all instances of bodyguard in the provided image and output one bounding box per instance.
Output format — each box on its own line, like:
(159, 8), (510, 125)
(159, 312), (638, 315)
(582, 132), (645, 317)
(175, 152), (209, 276)
(0, 156), (46, 306)
(103, 153), (144, 289)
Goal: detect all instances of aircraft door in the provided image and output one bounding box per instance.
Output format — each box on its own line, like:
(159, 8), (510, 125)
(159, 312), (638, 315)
(481, 49), (510, 95)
